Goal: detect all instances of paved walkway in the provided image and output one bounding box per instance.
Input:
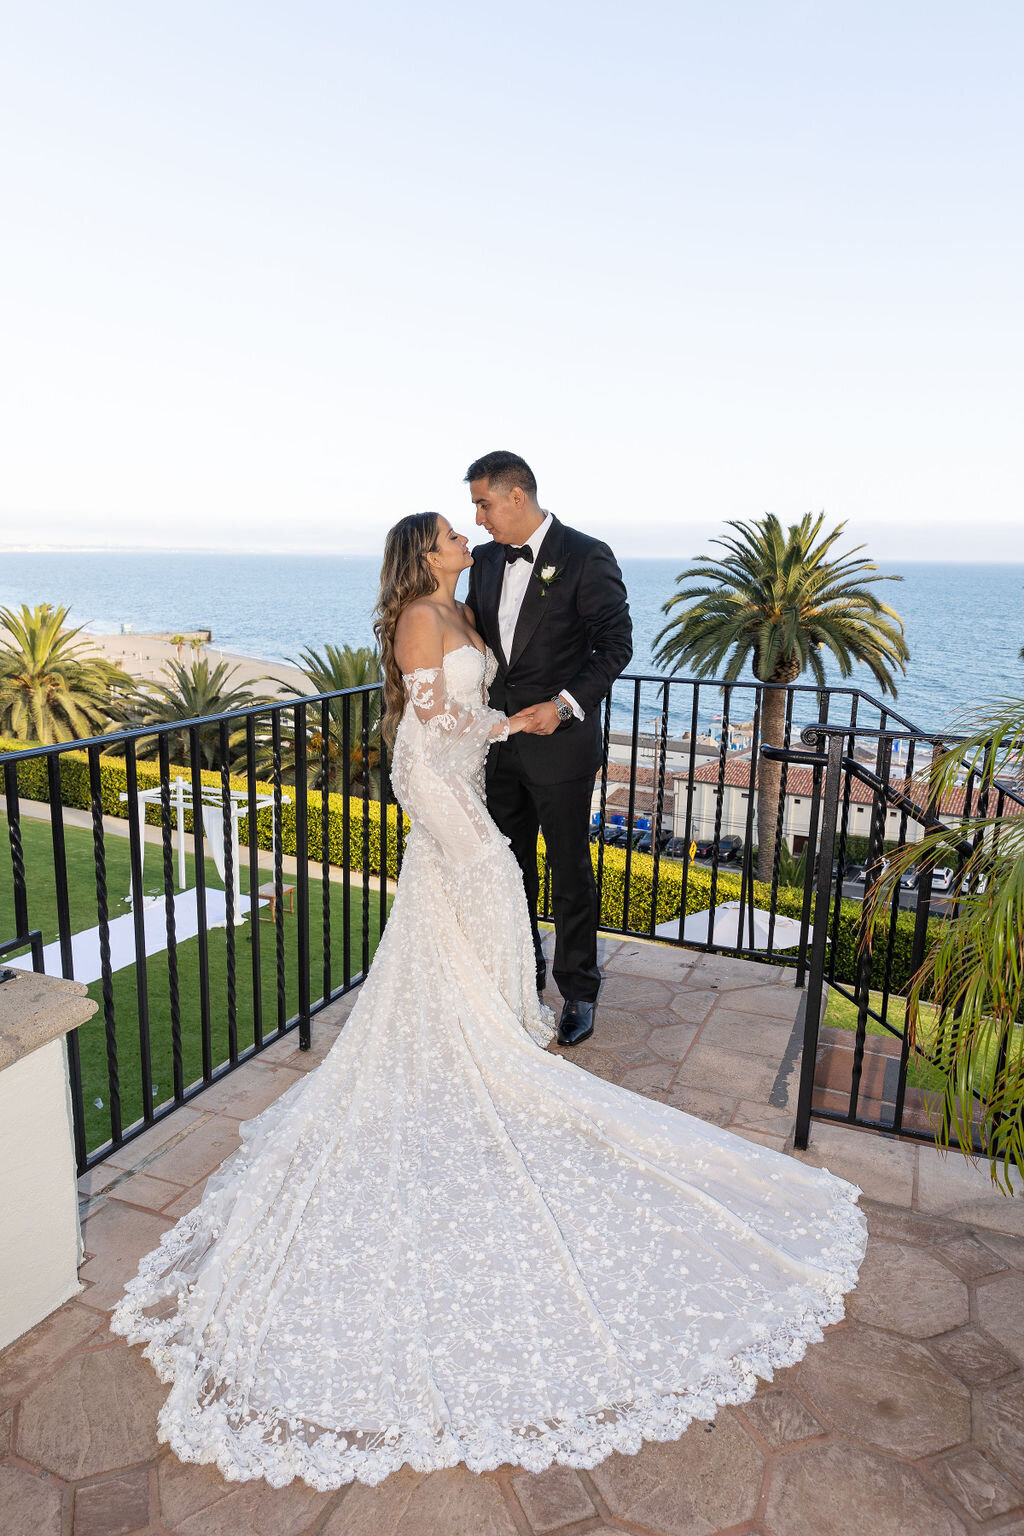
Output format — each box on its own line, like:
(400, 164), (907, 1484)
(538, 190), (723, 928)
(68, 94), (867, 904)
(2, 937), (1022, 1535)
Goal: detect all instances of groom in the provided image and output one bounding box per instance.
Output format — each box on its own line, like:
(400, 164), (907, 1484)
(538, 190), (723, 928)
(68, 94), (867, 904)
(464, 451), (632, 1046)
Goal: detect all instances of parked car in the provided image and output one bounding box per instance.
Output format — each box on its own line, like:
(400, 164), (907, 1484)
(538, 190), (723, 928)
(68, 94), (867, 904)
(589, 823), (630, 845)
(634, 829), (672, 855)
(662, 837), (689, 860)
(694, 835), (743, 862)
(855, 858), (890, 884)
(605, 827), (644, 849)
(899, 867), (919, 890)
(931, 866), (955, 893)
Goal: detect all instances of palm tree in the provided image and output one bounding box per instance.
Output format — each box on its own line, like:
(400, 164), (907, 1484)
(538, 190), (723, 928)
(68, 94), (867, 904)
(655, 514), (909, 879)
(0, 602), (127, 743)
(169, 634), (187, 662)
(290, 644), (383, 796)
(867, 697), (1024, 1191)
(130, 658), (278, 771)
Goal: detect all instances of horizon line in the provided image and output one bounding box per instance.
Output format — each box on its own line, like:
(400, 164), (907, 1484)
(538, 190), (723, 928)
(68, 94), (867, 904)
(3, 544), (1024, 565)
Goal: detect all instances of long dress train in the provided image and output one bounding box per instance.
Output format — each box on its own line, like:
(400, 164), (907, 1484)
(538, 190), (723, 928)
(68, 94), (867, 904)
(110, 643), (867, 1490)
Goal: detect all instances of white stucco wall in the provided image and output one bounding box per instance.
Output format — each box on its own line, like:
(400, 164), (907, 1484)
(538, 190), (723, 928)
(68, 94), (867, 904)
(0, 1035), (83, 1350)
(674, 779), (929, 850)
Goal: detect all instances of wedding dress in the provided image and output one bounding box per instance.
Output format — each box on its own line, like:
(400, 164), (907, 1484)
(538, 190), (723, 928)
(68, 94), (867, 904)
(110, 642), (867, 1490)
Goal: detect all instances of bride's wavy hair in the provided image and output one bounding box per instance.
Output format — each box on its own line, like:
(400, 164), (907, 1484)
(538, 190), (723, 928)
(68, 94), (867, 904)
(374, 512), (441, 747)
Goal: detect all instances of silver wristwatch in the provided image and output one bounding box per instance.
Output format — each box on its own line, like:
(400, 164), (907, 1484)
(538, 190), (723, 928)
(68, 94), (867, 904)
(551, 695), (574, 724)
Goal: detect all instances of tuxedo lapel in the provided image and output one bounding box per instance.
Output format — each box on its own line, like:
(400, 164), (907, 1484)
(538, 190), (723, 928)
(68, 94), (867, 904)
(508, 518), (567, 671)
(476, 545), (507, 667)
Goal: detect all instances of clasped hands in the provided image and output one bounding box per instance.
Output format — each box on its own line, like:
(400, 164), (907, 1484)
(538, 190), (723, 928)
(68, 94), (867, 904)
(507, 700), (562, 736)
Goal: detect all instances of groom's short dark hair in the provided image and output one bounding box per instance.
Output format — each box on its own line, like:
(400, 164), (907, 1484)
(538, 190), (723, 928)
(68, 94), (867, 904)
(464, 451), (537, 497)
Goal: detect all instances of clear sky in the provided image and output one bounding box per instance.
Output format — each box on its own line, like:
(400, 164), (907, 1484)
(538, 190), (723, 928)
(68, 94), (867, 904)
(1, 2), (1021, 559)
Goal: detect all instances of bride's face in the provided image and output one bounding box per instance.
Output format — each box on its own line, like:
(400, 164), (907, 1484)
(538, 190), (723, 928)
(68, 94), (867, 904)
(429, 517), (472, 579)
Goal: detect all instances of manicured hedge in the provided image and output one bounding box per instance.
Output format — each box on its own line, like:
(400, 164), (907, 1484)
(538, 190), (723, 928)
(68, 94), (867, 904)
(554, 841), (941, 996)
(0, 738), (407, 881)
(3, 736), (937, 994)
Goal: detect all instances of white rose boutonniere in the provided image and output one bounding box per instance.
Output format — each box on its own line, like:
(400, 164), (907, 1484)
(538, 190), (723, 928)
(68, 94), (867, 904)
(537, 564), (561, 597)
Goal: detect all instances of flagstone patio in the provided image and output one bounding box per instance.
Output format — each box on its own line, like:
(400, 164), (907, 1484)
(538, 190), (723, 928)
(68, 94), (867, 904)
(2, 936), (1022, 1536)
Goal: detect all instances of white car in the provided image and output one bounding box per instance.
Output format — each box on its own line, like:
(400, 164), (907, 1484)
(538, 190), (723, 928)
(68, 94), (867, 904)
(930, 866), (954, 893)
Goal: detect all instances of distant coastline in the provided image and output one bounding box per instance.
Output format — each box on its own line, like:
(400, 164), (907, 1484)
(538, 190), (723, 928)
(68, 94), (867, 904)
(81, 632), (311, 697)
(1, 551), (1021, 733)
(4, 534), (1024, 564)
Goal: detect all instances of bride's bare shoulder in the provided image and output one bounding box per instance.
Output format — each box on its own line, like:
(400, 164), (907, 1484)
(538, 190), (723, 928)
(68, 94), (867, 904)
(394, 601), (444, 674)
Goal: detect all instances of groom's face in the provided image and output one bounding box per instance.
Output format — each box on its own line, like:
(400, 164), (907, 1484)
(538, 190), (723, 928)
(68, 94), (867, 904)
(469, 478), (528, 545)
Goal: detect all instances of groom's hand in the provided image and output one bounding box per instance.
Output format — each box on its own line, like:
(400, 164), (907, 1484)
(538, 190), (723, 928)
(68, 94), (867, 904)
(512, 701), (561, 736)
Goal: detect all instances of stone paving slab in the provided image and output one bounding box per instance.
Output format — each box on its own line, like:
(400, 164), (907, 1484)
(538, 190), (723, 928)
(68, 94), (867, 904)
(791, 1117), (918, 1204)
(3, 936), (1024, 1536)
(916, 1146), (1024, 1235)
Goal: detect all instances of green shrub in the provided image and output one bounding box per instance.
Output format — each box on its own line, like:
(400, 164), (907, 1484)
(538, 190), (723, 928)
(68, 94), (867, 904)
(544, 841), (941, 996)
(2, 736), (939, 995)
(0, 737), (407, 881)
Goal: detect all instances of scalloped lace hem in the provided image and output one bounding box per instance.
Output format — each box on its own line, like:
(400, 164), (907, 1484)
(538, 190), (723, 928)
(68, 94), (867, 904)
(110, 1179), (865, 1490)
(524, 1000), (556, 1048)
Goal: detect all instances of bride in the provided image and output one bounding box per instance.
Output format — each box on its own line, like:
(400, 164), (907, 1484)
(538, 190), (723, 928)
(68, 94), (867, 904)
(110, 512), (867, 1491)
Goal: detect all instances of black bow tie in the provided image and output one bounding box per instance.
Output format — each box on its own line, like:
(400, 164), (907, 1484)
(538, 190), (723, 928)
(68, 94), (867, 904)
(504, 543), (534, 565)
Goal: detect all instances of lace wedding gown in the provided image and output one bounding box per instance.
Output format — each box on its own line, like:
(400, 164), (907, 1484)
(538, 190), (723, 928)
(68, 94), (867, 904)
(111, 643), (867, 1490)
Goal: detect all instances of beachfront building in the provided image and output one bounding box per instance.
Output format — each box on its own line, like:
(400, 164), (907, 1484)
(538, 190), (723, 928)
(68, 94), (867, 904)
(671, 759), (914, 852)
(593, 752), (1023, 856)
(594, 755), (912, 850)
(594, 761), (676, 832)
(670, 758), (1024, 853)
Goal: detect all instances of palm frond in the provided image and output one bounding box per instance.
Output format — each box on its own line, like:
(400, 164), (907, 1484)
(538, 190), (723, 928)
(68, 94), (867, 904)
(866, 703), (1024, 1190)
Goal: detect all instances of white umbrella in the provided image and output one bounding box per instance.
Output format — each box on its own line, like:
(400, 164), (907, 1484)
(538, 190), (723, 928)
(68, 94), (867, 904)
(655, 900), (805, 950)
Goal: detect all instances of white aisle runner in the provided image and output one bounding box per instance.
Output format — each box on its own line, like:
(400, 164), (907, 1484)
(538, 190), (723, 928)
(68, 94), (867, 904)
(36, 889), (265, 984)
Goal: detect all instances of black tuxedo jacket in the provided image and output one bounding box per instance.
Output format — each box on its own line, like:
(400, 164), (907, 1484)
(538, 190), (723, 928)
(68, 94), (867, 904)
(465, 516), (632, 785)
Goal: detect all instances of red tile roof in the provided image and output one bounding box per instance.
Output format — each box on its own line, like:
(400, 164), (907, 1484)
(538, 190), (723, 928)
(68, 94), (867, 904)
(670, 759), (1023, 820)
(605, 786), (674, 815)
(602, 761), (659, 787)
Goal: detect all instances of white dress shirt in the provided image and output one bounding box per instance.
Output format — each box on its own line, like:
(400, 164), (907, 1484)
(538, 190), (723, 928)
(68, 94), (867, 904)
(497, 512), (584, 719)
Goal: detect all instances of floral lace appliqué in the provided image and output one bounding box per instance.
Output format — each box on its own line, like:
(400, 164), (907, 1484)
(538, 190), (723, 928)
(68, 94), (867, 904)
(109, 638), (867, 1492)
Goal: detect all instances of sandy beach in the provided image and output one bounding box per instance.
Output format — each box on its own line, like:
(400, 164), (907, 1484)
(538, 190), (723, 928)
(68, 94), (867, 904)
(77, 632), (312, 698)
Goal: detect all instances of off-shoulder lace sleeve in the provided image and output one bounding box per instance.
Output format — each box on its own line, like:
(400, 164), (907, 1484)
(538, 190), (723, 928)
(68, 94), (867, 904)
(402, 665), (509, 745)
(394, 664), (510, 864)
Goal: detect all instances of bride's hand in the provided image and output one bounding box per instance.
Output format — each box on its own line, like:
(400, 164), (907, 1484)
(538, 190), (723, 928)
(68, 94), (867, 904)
(506, 712), (528, 735)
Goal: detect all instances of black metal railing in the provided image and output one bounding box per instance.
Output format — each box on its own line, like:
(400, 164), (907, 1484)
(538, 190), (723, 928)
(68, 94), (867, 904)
(1, 684), (395, 1172)
(1, 667), (975, 1171)
(764, 720), (1024, 1153)
(583, 670), (923, 979)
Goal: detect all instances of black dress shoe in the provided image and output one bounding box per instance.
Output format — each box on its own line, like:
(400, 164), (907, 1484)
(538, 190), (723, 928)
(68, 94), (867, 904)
(557, 999), (595, 1047)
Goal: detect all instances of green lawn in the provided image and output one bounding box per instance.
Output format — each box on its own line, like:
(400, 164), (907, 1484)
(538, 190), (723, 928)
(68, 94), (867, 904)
(1, 814), (388, 1153)
(823, 984), (1022, 1095)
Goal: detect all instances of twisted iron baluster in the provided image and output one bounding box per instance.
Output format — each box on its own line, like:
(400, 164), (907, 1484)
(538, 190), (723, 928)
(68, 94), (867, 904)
(88, 746), (120, 1147)
(220, 719), (237, 1065)
(158, 734), (183, 1102)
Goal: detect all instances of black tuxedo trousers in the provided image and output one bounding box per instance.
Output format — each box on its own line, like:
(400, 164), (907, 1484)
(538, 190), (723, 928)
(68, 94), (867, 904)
(466, 518), (633, 1003)
(486, 740), (600, 1002)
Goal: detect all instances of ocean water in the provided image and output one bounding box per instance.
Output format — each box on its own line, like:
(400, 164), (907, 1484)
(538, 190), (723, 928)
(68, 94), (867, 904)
(0, 552), (1021, 736)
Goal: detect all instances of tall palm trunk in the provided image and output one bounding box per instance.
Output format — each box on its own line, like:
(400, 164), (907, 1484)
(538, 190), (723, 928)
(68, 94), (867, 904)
(756, 657), (800, 881)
